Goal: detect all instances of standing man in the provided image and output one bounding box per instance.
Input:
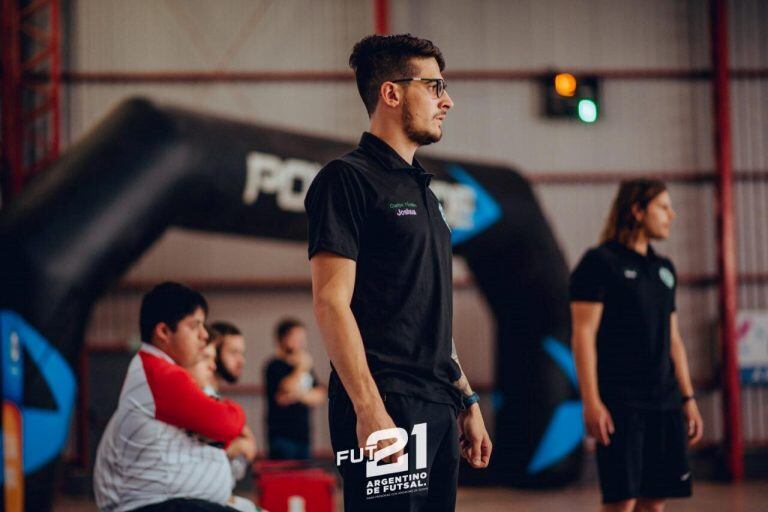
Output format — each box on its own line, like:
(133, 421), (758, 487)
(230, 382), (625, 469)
(264, 318), (326, 460)
(305, 34), (491, 511)
(571, 180), (704, 512)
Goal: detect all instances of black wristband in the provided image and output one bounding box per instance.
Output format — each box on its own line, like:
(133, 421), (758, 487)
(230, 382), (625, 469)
(681, 394), (695, 403)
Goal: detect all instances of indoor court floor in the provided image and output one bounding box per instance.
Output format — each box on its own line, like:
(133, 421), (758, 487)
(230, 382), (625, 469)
(55, 480), (768, 512)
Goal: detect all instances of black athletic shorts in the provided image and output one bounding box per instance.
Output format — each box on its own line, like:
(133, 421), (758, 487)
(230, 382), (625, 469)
(596, 404), (692, 504)
(329, 386), (460, 512)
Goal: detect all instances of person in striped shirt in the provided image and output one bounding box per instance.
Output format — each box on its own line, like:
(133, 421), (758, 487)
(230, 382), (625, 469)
(94, 282), (248, 512)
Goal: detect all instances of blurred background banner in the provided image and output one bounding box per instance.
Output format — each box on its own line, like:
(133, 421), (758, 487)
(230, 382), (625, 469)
(0, 97), (577, 508)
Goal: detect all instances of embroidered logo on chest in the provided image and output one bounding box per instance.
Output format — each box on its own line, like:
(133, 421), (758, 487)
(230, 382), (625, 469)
(659, 267), (675, 288)
(624, 269), (637, 279)
(389, 202), (417, 216)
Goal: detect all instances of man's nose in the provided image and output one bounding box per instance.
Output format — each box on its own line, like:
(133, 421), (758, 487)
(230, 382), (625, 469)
(440, 91), (454, 110)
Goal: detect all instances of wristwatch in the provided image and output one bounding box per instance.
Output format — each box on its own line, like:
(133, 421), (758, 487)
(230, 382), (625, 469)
(681, 394), (695, 403)
(462, 392), (480, 409)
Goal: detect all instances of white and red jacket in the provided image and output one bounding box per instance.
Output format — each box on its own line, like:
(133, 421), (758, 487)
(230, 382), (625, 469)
(94, 343), (246, 511)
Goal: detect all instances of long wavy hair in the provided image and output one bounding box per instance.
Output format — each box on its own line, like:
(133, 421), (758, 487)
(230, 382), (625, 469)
(600, 179), (667, 245)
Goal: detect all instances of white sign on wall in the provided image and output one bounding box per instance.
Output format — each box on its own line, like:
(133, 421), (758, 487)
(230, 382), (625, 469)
(737, 311), (768, 385)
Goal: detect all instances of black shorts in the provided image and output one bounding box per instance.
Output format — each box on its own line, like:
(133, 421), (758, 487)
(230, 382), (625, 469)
(329, 387), (460, 512)
(596, 405), (692, 504)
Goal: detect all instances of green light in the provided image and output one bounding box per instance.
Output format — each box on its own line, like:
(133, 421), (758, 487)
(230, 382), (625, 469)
(578, 99), (598, 123)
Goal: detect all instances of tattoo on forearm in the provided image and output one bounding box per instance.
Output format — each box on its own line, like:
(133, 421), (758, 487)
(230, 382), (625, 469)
(451, 339), (475, 397)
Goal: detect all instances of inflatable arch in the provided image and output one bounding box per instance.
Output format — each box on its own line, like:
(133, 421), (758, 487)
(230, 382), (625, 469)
(0, 98), (582, 510)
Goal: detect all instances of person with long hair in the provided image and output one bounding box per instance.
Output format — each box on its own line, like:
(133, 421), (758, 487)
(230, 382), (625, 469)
(571, 180), (704, 512)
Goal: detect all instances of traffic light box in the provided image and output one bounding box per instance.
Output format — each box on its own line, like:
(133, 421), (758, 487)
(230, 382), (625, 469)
(543, 72), (600, 123)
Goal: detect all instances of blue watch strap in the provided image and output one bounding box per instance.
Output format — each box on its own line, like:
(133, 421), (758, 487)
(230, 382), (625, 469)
(462, 392), (480, 409)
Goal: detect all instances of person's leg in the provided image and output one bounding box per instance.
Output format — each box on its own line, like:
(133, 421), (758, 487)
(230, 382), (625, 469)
(423, 403), (459, 512)
(600, 499), (636, 512)
(638, 409), (692, 502)
(268, 436), (310, 460)
(596, 405), (644, 507)
(634, 498), (665, 511)
(329, 389), (455, 511)
(131, 498), (237, 511)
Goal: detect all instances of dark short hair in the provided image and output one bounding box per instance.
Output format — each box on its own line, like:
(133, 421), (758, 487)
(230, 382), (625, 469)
(349, 33), (445, 116)
(275, 318), (304, 343)
(139, 282), (208, 343)
(209, 321), (241, 341)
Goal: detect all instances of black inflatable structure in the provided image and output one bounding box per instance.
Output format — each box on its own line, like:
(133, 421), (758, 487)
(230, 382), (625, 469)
(0, 98), (582, 510)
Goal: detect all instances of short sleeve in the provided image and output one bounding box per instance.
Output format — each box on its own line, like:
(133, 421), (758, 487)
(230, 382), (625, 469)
(304, 160), (367, 260)
(668, 260), (677, 312)
(570, 249), (610, 303)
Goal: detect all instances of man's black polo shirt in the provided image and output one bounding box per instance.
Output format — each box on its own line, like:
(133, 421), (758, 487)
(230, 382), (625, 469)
(570, 240), (681, 410)
(305, 132), (462, 409)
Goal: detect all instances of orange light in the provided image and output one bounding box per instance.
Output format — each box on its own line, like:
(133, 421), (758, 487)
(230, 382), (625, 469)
(554, 73), (577, 97)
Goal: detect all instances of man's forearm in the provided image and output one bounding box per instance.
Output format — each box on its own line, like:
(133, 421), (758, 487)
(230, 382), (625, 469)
(314, 298), (382, 412)
(450, 340), (475, 398)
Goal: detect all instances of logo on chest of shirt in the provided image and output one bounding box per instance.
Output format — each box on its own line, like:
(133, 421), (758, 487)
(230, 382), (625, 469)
(659, 267), (675, 289)
(389, 202), (418, 216)
(624, 269), (638, 279)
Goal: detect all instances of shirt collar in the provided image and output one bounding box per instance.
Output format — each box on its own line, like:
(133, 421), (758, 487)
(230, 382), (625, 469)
(359, 132), (431, 178)
(139, 342), (177, 365)
(606, 240), (658, 262)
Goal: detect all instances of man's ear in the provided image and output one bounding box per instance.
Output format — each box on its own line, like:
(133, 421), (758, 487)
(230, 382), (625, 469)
(379, 81), (402, 108)
(153, 322), (172, 347)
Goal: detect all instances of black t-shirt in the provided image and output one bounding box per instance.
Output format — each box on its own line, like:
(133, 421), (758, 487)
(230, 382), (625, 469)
(265, 358), (318, 443)
(304, 132), (462, 409)
(570, 241), (681, 410)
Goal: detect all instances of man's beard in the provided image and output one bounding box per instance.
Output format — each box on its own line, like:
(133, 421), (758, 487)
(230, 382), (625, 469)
(215, 352), (239, 384)
(402, 99), (441, 146)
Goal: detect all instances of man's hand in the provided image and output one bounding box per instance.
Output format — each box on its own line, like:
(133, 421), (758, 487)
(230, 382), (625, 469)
(355, 402), (403, 464)
(583, 399), (614, 446)
(458, 404), (492, 468)
(226, 425), (257, 461)
(683, 399), (704, 446)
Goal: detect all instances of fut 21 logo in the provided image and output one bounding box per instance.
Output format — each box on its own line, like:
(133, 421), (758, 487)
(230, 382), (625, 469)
(336, 423), (427, 477)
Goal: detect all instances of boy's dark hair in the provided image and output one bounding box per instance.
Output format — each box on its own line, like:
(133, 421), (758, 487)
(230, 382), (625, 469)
(349, 33), (445, 116)
(275, 318), (304, 343)
(139, 282), (208, 343)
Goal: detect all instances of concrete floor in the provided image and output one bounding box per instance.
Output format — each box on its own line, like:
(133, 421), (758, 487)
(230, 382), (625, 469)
(55, 481), (768, 512)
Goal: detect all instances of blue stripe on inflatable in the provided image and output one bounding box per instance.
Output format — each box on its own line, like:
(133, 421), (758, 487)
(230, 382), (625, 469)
(526, 400), (584, 474)
(0, 310), (77, 478)
(526, 337), (584, 474)
(542, 336), (578, 387)
(446, 164), (502, 246)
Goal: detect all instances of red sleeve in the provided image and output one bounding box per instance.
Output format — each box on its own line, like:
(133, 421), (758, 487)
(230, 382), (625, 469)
(140, 351), (245, 443)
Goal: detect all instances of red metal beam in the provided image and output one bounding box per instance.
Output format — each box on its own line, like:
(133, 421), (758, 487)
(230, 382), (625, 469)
(528, 169), (768, 185)
(109, 272), (768, 294)
(711, 0), (743, 481)
(0, 0), (61, 203)
(22, 67), (767, 85)
(374, 0), (389, 35)
(1, 0), (24, 202)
